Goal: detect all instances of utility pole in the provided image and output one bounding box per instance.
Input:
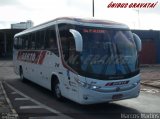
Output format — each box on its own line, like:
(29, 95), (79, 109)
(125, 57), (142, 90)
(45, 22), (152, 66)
(135, 9), (140, 29)
(92, 0), (94, 17)
(137, 9), (140, 29)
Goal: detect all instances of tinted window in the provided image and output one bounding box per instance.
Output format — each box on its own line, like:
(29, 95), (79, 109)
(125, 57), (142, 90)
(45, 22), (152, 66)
(36, 30), (45, 49)
(45, 26), (59, 56)
(58, 24), (76, 61)
(31, 33), (36, 50)
(24, 35), (29, 49)
(18, 37), (23, 49)
(14, 37), (18, 49)
(58, 23), (138, 80)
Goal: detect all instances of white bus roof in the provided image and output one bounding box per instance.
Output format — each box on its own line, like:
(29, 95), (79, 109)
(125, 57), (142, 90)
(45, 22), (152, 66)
(15, 17), (129, 37)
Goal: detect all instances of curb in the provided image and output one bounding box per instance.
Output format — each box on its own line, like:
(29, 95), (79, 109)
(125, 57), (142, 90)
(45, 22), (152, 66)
(1, 81), (19, 119)
(141, 82), (160, 89)
(140, 64), (160, 67)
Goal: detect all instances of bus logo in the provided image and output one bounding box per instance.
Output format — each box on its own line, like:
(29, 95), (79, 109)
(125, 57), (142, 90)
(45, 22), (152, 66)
(17, 50), (47, 64)
(105, 81), (129, 86)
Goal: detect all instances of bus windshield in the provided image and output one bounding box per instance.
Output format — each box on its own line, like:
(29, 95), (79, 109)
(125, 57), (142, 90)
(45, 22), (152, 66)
(59, 24), (139, 80)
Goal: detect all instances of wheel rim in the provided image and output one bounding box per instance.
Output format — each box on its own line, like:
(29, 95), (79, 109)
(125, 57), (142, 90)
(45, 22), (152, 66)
(55, 84), (61, 98)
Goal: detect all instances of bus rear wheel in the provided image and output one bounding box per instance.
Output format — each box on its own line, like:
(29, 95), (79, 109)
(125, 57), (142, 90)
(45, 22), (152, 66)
(52, 80), (63, 101)
(19, 67), (25, 82)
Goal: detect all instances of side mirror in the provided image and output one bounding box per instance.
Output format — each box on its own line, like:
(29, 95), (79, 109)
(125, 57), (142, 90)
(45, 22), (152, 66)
(69, 29), (83, 52)
(133, 33), (142, 52)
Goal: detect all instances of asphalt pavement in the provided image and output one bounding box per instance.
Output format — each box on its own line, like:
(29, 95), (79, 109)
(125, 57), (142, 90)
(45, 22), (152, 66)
(141, 65), (160, 88)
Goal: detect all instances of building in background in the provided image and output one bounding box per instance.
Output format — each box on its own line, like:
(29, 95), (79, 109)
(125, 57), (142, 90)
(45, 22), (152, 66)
(132, 30), (160, 64)
(0, 20), (34, 58)
(0, 29), (24, 58)
(11, 20), (33, 29)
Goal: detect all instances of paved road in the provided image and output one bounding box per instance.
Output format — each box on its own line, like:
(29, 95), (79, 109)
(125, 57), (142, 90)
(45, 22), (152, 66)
(1, 61), (160, 119)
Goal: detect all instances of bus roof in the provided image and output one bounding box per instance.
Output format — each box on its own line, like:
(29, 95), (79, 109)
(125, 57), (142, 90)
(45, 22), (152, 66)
(15, 17), (129, 37)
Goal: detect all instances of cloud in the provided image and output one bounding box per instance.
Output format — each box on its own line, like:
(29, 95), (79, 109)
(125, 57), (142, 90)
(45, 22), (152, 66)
(139, 13), (160, 30)
(16, 0), (92, 26)
(66, 0), (91, 11)
(0, 0), (21, 6)
(0, 0), (159, 29)
(0, 21), (12, 29)
(131, 0), (160, 14)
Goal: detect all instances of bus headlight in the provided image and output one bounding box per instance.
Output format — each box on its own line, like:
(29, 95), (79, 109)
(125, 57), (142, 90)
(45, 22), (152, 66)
(75, 78), (101, 90)
(89, 85), (101, 90)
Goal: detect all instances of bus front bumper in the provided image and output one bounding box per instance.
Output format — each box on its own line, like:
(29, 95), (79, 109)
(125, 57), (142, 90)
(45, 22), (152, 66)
(78, 83), (140, 105)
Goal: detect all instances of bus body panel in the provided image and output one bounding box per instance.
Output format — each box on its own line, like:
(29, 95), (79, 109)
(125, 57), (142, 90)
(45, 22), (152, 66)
(14, 50), (81, 102)
(57, 67), (80, 102)
(15, 50), (60, 90)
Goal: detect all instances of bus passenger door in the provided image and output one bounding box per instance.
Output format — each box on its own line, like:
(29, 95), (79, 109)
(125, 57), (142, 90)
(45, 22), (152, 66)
(67, 70), (79, 101)
(58, 23), (80, 100)
(59, 67), (79, 100)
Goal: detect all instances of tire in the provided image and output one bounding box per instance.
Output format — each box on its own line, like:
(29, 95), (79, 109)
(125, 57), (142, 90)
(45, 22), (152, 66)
(53, 81), (63, 101)
(19, 67), (25, 82)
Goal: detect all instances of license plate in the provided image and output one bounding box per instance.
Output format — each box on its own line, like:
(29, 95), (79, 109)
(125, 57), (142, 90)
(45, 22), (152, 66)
(112, 94), (123, 100)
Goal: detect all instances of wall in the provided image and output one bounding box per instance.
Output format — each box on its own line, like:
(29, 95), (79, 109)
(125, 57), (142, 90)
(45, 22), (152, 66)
(0, 29), (24, 58)
(132, 30), (160, 64)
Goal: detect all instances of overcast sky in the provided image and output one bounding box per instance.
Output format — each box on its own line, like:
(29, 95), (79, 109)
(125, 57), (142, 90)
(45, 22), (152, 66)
(0, 0), (160, 30)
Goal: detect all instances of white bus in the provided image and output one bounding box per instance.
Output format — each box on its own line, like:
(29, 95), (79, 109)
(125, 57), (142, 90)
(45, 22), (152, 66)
(13, 17), (142, 104)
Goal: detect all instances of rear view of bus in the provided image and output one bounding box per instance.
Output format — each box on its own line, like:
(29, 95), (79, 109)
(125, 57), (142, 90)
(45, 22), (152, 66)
(13, 17), (142, 104)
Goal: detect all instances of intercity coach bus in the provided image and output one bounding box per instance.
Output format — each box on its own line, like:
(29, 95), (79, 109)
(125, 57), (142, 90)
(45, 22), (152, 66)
(13, 17), (142, 104)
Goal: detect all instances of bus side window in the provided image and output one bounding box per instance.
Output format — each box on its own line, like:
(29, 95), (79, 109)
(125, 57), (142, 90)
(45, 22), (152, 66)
(31, 33), (36, 50)
(14, 37), (18, 49)
(28, 34), (32, 50)
(36, 31), (45, 50)
(18, 37), (22, 49)
(59, 27), (74, 61)
(21, 35), (26, 49)
(25, 35), (29, 50)
(45, 26), (59, 56)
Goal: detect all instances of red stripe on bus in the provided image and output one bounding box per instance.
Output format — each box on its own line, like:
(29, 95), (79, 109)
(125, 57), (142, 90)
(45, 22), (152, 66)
(38, 51), (47, 64)
(17, 50), (46, 65)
